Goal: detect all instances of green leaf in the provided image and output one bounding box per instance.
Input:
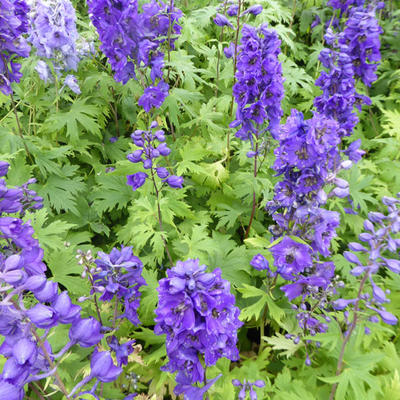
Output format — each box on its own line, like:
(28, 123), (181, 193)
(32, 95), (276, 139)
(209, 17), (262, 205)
(44, 98), (102, 144)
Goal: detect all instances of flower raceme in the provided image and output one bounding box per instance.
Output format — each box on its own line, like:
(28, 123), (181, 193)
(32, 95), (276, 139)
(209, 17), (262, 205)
(0, 0), (30, 95)
(87, 0), (182, 111)
(154, 259), (242, 397)
(333, 195), (400, 327)
(92, 246), (146, 326)
(230, 23), (284, 144)
(126, 121), (183, 192)
(28, 0), (84, 93)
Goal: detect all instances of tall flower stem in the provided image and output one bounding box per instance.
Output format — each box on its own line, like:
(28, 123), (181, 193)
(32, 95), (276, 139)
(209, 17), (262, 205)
(214, 2), (228, 98)
(329, 271), (369, 400)
(167, 0), (174, 82)
(9, 92), (32, 161)
(227, 0), (243, 164)
(29, 383), (46, 400)
(28, 322), (71, 399)
(110, 87), (120, 137)
(150, 166), (174, 267)
(244, 140), (259, 239)
(284, 0), (297, 55)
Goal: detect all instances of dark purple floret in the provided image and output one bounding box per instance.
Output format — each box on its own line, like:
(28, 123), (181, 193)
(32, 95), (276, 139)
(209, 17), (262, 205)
(127, 172), (148, 191)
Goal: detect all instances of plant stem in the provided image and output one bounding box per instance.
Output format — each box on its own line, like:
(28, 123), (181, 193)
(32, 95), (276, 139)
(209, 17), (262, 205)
(29, 383), (46, 400)
(214, 2), (228, 98)
(231, 0), (242, 100)
(10, 93), (32, 160)
(244, 140), (259, 239)
(258, 302), (269, 355)
(167, 0), (174, 82)
(110, 87), (120, 137)
(328, 271), (369, 400)
(30, 328), (71, 399)
(227, 0), (243, 164)
(150, 166), (174, 267)
(284, 0), (297, 55)
(87, 272), (104, 326)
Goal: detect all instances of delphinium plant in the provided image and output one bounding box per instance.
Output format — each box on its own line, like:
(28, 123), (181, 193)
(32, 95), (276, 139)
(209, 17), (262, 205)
(0, 161), (142, 399)
(0, 0), (399, 399)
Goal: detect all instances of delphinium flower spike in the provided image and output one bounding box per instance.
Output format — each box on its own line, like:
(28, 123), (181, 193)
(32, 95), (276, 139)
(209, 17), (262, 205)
(28, 0), (85, 93)
(155, 259), (242, 398)
(87, 0), (182, 111)
(256, 0), (384, 363)
(229, 22), (284, 238)
(232, 379), (265, 400)
(126, 120), (182, 266)
(0, 0), (30, 95)
(329, 194), (400, 399)
(0, 161), (126, 399)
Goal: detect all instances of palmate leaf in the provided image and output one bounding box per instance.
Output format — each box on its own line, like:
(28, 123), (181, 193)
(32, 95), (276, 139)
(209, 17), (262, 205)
(264, 333), (301, 358)
(380, 109), (400, 139)
(347, 165), (377, 213)
(92, 174), (133, 215)
(38, 167), (86, 214)
(238, 284), (285, 323)
(47, 248), (90, 296)
(281, 56), (315, 96)
(43, 98), (102, 144)
(23, 208), (76, 252)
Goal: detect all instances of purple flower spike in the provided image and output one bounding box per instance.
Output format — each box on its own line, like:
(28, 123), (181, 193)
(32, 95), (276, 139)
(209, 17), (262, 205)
(0, 161), (10, 177)
(270, 237), (312, 280)
(138, 81), (169, 112)
(155, 259), (242, 395)
(244, 5), (263, 16)
(227, 5), (238, 16)
(156, 167), (169, 179)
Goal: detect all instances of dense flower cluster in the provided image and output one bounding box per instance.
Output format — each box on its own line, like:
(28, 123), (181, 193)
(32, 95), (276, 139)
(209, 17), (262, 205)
(0, 0), (30, 95)
(0, 161), (124, 399)
(154, 259), (242, 396)
(127, 120), (183, 191)
(92, 246), (146, 325)
(230, 23), (284, 144)
(28, 0), (83, 93)
(334, 195), (400, 326)
(232, 378), (265, 400)
(87, 0), (182, 110)
(257, 0), (383, 349)
(327, 0), (364, 13)
(339, 3), (383, 86)
(315, 3), (383, 136)
(314, 37), (359, 136)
